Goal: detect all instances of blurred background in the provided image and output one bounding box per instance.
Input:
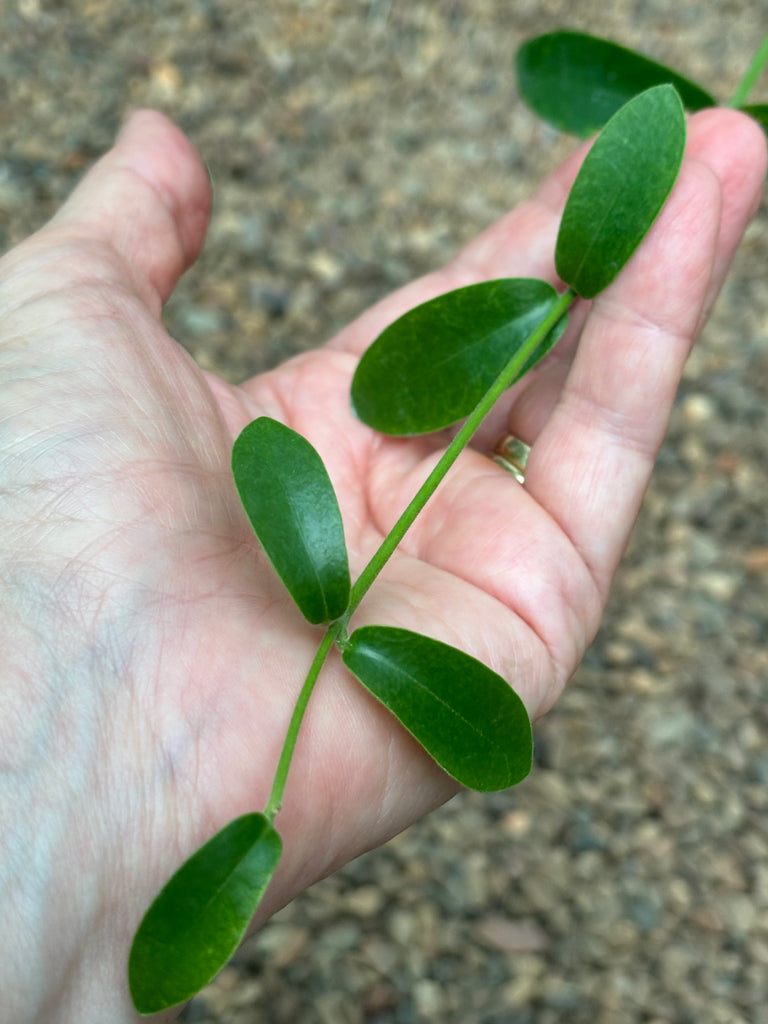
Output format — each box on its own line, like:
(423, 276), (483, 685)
(2, 2), (767, 1021)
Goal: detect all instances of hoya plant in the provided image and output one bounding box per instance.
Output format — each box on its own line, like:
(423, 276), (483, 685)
(128, 30), (768, 1014)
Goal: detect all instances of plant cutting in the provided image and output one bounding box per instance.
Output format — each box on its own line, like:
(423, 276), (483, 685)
(127, 30), (768, 1015)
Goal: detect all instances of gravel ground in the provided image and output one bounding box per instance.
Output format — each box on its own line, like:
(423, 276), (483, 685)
(3, 2), (768, 1022)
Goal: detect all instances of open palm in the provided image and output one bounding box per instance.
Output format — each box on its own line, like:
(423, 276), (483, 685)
(0, 109), (763, 1022)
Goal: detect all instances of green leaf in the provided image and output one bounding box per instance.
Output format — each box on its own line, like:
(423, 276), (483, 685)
(555, 84), (686, 299)
(341, 625), (532, 791)
(516, 30), (715, 137)
(741, 104), (768, 137)
(232, 417), (350, 624)
(351, 279), (568, 435)
(129, 813), (282, 1015)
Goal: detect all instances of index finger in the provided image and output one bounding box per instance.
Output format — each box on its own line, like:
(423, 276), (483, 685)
(523, 109), (767, 598)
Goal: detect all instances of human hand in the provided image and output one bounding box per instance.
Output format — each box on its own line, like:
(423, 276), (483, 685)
(0, 108), (763, 1022)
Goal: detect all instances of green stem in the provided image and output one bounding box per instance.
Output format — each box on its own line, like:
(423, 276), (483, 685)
(264, 624), (339, 820)
(343, 286), (576, 622)
(728, 32), (768, 108)
(264, 286), (575, 821)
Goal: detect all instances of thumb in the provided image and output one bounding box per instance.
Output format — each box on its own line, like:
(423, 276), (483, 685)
(48, 109), (212, 310)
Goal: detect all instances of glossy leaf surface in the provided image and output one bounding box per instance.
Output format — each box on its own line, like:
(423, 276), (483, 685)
(342, 626), (532, 791)
(555, 85), (686, 299)
(517, 31), (714, 137)
(129, 814), (282, 1014)
(351, 279), (567, 435)
(232, 417), (350, 624)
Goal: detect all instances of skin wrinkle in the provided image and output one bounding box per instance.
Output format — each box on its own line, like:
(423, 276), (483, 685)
(0, 574), (134, 1024)
(107, 166), (187, 309)
(78, 578), (210, 910)
(556, 380), (662, 462)
(3, 337), (237, 556)
(51, 182), (180, 318)
(0, 254), (143, 328)
(3, 281), (225, 497)
(0, 252), (93, 316)
(18, 632), (160, 1024)
(356, 481), (574, 716)
(112, 149), (211, 284)
(341, 421), (384, 555)
(530, 443), (619, 609)
(593, 293), (692, 355)
(388, 451), (599, 701)
(364, 566), (550, 719)
(369, 730), (402, 838)
(1, 554), (186, 962)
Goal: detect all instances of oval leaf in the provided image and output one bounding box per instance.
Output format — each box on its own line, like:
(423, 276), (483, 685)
(129, 813), (282, 1014)
(516, 31), (714, 137)
(342, 625), (532, 791)
(351, 279), (568, 435)
(555, 84), (686, 299)
(232, 417), (350, 624)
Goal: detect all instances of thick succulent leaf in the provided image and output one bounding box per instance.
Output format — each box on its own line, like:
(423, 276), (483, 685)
(232, 417), (350, 624)
(516, 30), (714, 137)
(555, 84), (686, 299)
(129, 814), (282, 1014)
(741, 104), (768, 137)
(351, 279), (567, 435)
(342, 625), (532, 791)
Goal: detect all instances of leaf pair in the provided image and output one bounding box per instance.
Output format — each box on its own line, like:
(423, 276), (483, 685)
(231, 417), (531, 783)
(352, 82), (686, 433)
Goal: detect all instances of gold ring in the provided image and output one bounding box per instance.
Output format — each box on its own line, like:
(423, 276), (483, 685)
(492, 435), (530, 484)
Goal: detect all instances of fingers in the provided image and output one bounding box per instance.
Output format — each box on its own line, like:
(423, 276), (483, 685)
(353, 108), (764, 712)
(689, 108), (768, 318)
(44, 109), (212, 311)
(513, 109), (768, 437)
(522, 109), (767, 597)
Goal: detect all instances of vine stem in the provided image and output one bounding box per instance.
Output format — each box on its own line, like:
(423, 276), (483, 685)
(264, 285), (576, 820)
(728, 32), (768, 108)
(264, 624), (339, 820)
